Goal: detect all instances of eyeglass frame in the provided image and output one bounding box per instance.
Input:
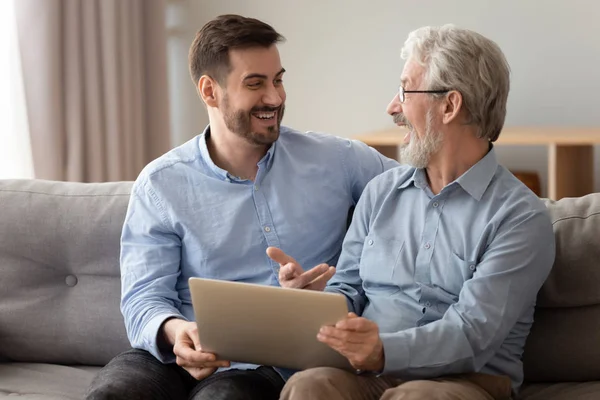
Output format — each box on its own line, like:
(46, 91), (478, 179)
(398, 86), (451, 103)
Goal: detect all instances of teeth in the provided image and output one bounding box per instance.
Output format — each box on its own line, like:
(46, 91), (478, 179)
(253, 112), (275, 119)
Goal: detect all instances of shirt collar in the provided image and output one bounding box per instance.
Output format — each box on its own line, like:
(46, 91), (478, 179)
(396, 144), (498, 201)
(455, 144), (498, 201)
(198, 125), (277, 182)
(397, 168), (424, 190)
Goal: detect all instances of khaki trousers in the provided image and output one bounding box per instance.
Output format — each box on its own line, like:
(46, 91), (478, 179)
(280, 367), (512, 400)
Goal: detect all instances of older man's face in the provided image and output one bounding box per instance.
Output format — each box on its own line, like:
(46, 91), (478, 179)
(386, 59), (443, 168)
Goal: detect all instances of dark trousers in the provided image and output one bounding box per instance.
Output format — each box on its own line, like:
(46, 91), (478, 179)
(85, 349), (285, 400)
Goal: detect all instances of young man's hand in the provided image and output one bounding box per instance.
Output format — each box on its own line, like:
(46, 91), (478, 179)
(163, 319), (231, 380)
(266, 247), (335, 291)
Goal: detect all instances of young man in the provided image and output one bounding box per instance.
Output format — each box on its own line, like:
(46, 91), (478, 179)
(272, 25), (555, 400)
(85, 14), (397, 400)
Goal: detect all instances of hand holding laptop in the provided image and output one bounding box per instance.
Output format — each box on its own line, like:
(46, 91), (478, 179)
(266, 247), (385, 373)
(162, 318), (231, 380)
(266, 247), (335, 290)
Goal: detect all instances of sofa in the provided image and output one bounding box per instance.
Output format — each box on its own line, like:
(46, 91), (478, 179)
(0, 179), (599, 399)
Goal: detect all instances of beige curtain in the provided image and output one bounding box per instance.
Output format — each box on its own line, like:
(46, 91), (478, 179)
(14, 0), (171, 182)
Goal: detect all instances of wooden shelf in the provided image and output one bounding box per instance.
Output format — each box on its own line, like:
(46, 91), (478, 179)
(353, 127), (600, 200)
(353, 127), (600, 146)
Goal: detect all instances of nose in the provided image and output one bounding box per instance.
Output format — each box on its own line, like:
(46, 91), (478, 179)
(386, 93), (402, 116)
(262, 84), (284, 107)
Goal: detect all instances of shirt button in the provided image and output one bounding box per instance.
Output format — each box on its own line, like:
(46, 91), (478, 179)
(264, 226), (271, 232)
(368, 239), (374, 246)
(424, 243), (431, 249)
(254, 185), (259, 191)
(432, 202), (439, 208)
(469, 264), (476, 271)
(425, 301), (431, 307)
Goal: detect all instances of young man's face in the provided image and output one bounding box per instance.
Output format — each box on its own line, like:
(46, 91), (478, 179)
(217, 45), (286, 146)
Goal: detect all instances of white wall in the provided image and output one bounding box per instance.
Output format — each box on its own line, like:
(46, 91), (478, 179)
(167, 0), (600, 196)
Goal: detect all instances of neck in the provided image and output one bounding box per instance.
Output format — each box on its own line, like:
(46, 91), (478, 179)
(207, 122), (269, 181)
(425, 130), (490, 195)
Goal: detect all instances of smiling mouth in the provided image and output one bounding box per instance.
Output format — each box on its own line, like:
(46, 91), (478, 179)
(252, 111), (276, 120)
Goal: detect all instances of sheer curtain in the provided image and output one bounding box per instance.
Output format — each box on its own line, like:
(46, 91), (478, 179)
(0, 0), (34, 179)
(13, 0), (171, 182)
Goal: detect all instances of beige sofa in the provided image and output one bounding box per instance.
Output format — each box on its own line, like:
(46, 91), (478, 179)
(0, 179), (599, 399)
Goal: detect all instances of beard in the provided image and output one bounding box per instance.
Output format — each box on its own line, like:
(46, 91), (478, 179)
(396, 109), (443, 169)
(221, 94), (285, 146)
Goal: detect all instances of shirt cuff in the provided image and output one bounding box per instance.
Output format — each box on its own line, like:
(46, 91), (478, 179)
(143, 312), (188, 363)
(380, 332), (410, 375)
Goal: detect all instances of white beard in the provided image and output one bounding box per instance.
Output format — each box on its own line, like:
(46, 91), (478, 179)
(400, 109), (443, 168)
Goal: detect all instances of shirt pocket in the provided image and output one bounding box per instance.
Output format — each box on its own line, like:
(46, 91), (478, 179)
(440, 252), (478, 296)
(359, 233), (405, 294)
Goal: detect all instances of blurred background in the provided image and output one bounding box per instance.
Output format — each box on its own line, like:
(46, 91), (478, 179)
(2, 0), (599, 198)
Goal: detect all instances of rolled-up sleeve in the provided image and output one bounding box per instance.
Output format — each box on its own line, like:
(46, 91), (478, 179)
(120, 180), (186, 363)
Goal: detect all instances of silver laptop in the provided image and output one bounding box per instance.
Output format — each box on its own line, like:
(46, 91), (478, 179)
(189, 277), (353, 371)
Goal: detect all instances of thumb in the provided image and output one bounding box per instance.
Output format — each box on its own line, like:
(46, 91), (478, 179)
(187, 324), (202, 351)
(348, 312), (359, 318)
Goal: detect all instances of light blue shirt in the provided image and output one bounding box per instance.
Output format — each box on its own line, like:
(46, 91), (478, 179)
(326, 147), (555, 392)
(120, 125), (398, 375)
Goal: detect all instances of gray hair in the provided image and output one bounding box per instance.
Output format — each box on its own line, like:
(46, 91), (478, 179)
(401, 25), (510, 142)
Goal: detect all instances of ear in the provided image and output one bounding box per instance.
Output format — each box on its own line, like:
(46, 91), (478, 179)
(198, 75), (219, 108)
(440, 90), (463, 125)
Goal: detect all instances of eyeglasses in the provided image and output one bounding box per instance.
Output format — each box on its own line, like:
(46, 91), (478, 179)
(398, 86), (450, 103)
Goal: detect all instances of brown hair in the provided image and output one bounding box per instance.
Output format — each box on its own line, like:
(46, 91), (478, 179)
(189, 14), (285, 86)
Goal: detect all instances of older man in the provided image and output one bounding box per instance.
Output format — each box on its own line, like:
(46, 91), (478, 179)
(270, 25), (555, 400)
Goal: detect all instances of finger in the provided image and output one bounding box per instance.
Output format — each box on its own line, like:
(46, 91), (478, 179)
(187, 366), (217, 381)
(174, 344), (217, 364)
(177, 355), (231, 369)
(293, 264), (330, 288)
(317, 333), (362, 355)
(279, 262), (304, 281)
(307, 266), (336, 290)
(336, 317), (375, 332)
(319, 326), (367, 344)
(266, 247), (298, 266)
(188, 327), (202, 351)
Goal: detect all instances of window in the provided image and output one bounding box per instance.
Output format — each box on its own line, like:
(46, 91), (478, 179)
(0, 0), (34, 179)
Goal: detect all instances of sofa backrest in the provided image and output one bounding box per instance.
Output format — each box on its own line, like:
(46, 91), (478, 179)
(523, 193), (600, 382)
(2, 179), (600, 378)
(0, 179), (132, 366)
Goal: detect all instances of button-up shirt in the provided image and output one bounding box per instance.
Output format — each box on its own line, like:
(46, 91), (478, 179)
(120, 125), (398, 374)
(326, 147), (555, 392)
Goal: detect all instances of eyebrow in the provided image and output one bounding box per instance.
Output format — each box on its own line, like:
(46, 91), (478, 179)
(242, 68), (286, 81)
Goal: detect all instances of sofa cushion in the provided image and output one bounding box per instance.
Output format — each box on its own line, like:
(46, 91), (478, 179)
(523, 305), (600, 382)
(538, 194), (600, 308)
(0, 179), (133, 365)
(522, 194), (600, 382)
(519, 381), (600, 400)
(0, 363), (100, 399)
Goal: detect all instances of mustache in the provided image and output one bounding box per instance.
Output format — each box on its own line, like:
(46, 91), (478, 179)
(393, 113), (408, 125)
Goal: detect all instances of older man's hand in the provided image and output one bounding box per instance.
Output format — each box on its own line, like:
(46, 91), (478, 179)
(266, 247), (335, 291)
(317, 312), (385, 372)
